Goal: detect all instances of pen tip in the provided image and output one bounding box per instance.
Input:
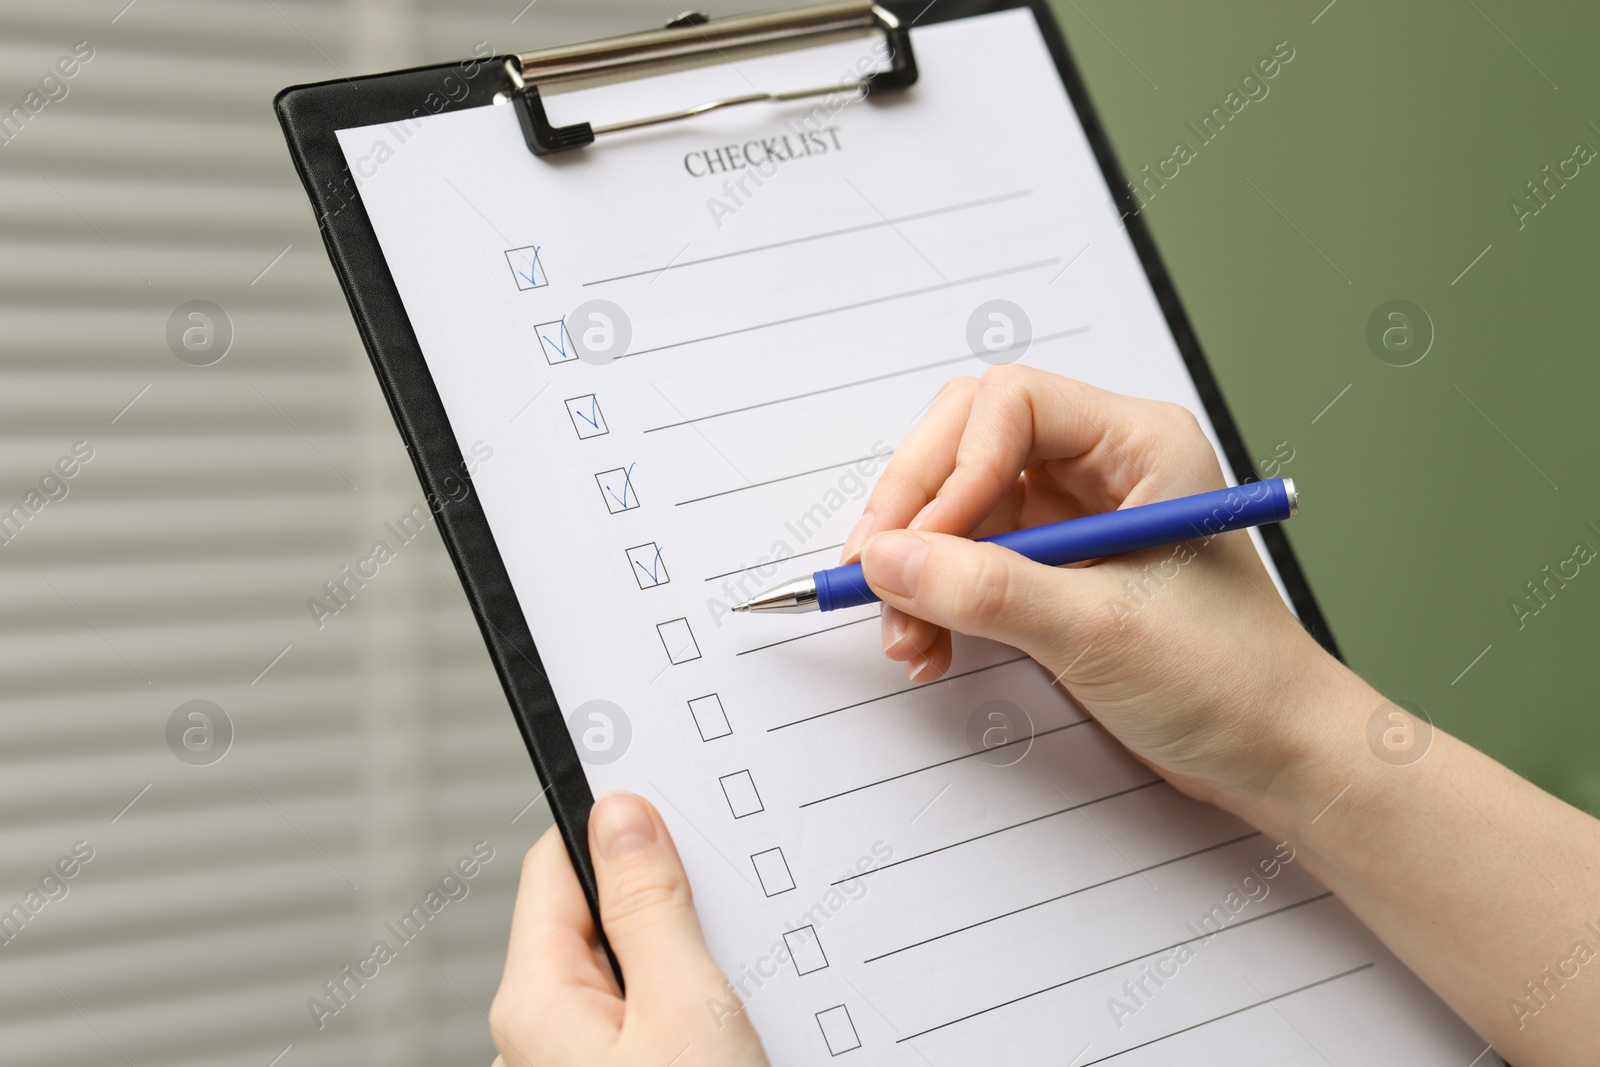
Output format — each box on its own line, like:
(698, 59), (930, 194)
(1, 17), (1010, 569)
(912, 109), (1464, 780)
(732, 601), (750, 613)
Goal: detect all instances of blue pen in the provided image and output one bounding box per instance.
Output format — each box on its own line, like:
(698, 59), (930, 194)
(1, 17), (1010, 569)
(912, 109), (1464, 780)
(732, 478), (1299, 614)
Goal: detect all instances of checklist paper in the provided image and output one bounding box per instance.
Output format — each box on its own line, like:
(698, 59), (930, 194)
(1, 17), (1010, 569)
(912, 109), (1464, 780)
(338, 9), (1494, 1065)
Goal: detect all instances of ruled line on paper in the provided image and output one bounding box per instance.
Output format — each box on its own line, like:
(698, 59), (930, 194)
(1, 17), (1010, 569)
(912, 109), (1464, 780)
(798, 720), (1095, 808)
(769, 655), (1032, 731)
(894, 893), (1342, 1042)
(737, 613), (879, 656)
(832, 779), (1165, 886)
(619, 258), (1061, 360)
(644, 326), (1090, 433)
(676, 452), (891, 507)
(705, 542), (845, 583)
(583, 190), (1035, 285)
(1073, 962), (1376, 1066)
(861, 831), (1263, 962)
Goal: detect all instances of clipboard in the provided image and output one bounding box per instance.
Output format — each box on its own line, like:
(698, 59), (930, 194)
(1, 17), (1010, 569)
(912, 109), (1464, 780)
(277, 0), (1335, 892)
(269, 3), (1470, 1061)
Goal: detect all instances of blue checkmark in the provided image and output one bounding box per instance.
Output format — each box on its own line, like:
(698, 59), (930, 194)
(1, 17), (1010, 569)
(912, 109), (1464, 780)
(542, 318), (568, 358)
(575, 395), (600, 429)
(518, 246), (543, 287)
(538, 320), (577, 367)
(633, 545), (665, 585)
(605, 464), (636, 510)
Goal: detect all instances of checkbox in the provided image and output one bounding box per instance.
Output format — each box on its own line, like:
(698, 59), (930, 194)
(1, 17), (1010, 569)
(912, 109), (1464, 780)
(815, 1005), (861, 1055)
(656, 617), (700, 665)
(505, 245), (548, 290)
(719, 769), (764, 819)
(596, 465), (639, 513)
(565, 394), (608, 438)
(750, 847), (795, 896)
(536, 319), (576, 364)
(783, 924), (829, 975)
(688, 693), (730, 741)
(627, 543), (669, 589)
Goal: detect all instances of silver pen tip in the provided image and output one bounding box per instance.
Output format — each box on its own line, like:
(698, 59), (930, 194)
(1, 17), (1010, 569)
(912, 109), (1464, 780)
(731, 575), (821, 614)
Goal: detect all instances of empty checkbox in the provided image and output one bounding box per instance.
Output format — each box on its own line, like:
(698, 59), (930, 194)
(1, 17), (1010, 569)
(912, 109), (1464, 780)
(688, 693), (730, 741)
(656, 618), (700, 665)
(783, 924), (829, 975)
(719, 770), (764, 819)
(815, 1005), (861, 1055)
(750, 847), (795, 896)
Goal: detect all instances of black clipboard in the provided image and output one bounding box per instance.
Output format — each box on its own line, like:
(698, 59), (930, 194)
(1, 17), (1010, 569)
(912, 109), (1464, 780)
(275, 0), (1340, 963)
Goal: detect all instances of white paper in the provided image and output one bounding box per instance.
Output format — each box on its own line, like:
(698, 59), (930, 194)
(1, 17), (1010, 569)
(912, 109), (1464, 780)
(337, 10), (1495, 1064)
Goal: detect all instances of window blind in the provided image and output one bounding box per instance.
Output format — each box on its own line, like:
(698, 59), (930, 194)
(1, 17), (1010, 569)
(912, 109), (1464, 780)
(0, 2), (659, 1063)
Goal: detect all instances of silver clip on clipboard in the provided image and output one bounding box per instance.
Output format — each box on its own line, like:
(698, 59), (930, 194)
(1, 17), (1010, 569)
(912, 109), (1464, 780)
(502, 1), (918, 156)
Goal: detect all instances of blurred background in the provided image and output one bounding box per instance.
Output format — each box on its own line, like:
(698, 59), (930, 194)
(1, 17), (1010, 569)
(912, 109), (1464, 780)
(0, 0), (1594, 1063)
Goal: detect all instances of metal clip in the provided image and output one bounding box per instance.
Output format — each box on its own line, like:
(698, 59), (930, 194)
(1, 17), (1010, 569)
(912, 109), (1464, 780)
(506, 1), (918, 156)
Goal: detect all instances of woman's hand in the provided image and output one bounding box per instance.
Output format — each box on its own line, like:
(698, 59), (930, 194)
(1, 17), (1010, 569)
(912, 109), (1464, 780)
(843, 366), (1361, 817)
(843, 365), (1600, 1065)
(489, 792), (769, 1067)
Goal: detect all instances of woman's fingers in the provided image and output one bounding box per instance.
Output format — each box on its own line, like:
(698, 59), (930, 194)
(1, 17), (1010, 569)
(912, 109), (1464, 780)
(849, 368), (1232, 680)
(492, 798), (769, 1067)
(879, 605), (928, 662)
(499, 828), (607, 994)
(587, 793), (726, 1021)
(880, 605), (951, 680)
(907, 628), (952, 683)
(840, 377), (977, 563)
(849, 366), (1203, 559)
(861, 529), (1112, 663)
(910, 367), (1167, 539)
(491, 827), (614, 1066)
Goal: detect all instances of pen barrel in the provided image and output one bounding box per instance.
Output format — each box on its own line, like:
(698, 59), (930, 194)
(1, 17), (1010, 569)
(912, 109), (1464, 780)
(812, 479), (1294, 613)
(984, 478), (1294, 567)
(814, 561), (875, 613)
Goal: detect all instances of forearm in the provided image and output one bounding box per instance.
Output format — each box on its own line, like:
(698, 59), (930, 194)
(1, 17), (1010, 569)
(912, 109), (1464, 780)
(1231, 673), (1600, 1065)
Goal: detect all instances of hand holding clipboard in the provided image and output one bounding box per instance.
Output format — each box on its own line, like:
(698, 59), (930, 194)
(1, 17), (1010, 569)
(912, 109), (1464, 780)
(277, 5), (1507, 1063)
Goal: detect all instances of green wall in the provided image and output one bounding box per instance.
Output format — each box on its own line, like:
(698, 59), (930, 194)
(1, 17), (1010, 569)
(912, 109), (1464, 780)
(1047, 0), (1600, 810)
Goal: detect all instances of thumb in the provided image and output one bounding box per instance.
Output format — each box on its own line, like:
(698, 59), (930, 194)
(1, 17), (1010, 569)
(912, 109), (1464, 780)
(588, 792), (724, 1013)
(861, 529), (1090, 660)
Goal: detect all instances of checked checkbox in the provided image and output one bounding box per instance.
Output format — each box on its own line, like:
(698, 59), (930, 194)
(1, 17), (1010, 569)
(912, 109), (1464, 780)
(505, 245), (548, 290)
(537, 318), (576, 365)
(626, 543), (669, 589)
(595, 465), (639, 513)
(565, 394), (608, 439)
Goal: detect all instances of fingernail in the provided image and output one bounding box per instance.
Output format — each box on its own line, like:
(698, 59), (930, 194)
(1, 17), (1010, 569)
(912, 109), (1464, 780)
(592, 793), (657, 859)
(908, 498), (940, 531)
(907, 657), (938, 683)
(864, 531), (927, 598)
(840, 511), (875, 562)
(881, 605), (906, 654)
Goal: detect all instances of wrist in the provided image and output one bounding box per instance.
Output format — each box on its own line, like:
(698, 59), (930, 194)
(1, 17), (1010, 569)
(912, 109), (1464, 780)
(1220, 652), (1387, 843)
